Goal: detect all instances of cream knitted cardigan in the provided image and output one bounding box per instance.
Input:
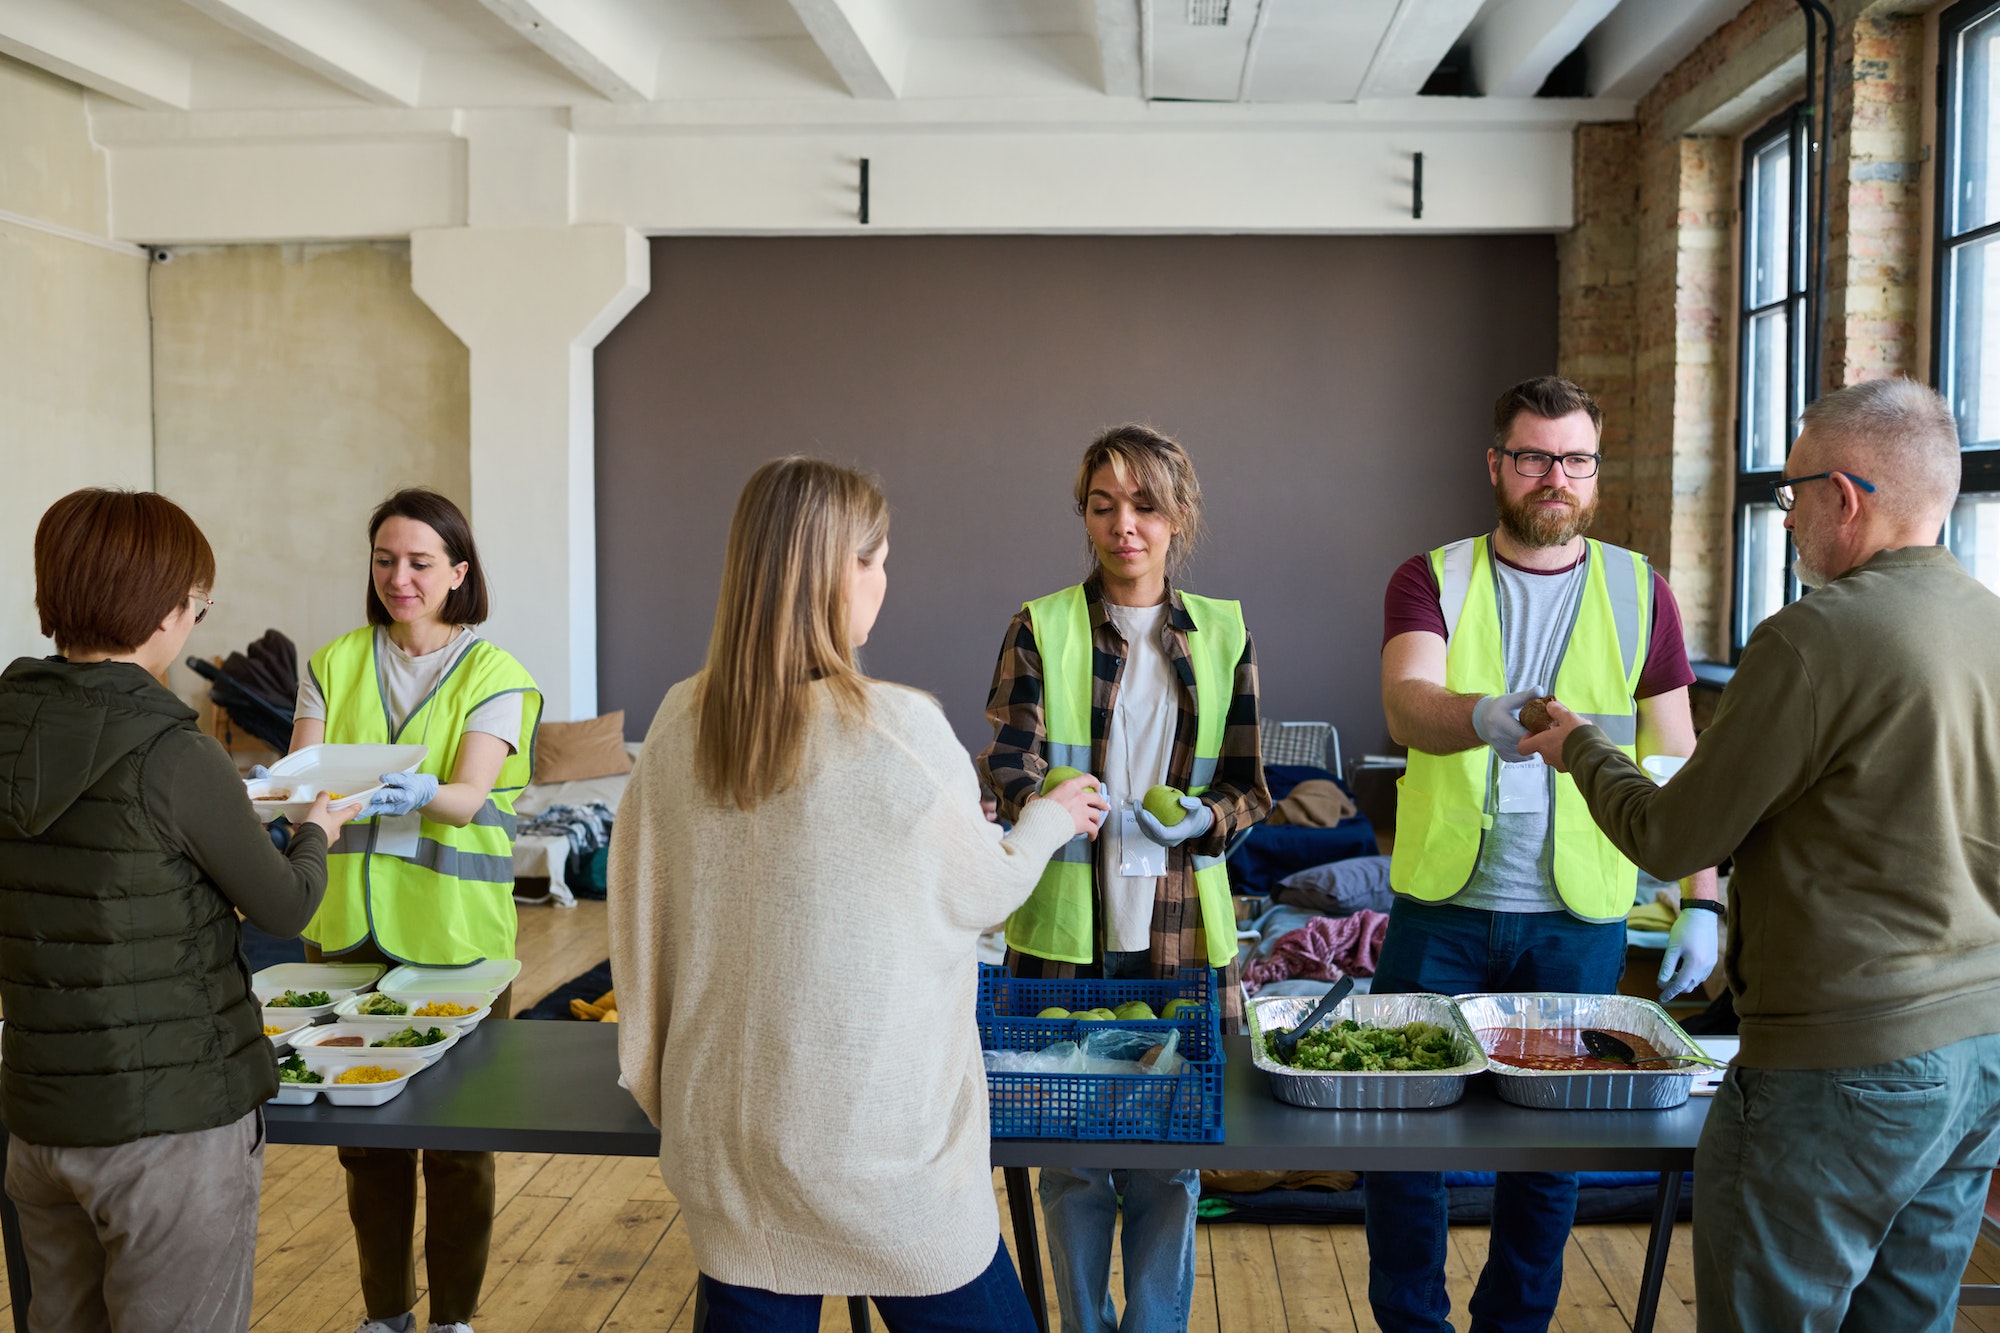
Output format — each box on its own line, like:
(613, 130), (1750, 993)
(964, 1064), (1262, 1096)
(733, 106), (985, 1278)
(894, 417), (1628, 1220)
(608, 676), (1076, 1296)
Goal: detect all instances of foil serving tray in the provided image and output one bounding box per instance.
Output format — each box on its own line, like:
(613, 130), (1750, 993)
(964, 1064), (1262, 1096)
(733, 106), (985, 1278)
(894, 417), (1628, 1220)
(1248, 992), (1488, 1110)
(1455, 992), (1704, 1111)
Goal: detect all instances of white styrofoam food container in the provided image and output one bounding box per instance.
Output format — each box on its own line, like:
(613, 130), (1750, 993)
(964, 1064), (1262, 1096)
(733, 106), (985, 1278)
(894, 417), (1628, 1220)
(301, 1049), (428, 1106)
(252, 963), (384, 994)
(244, 743), (428, 824)
(372, 992), (494, 1026)
(263, 1011), (315, 1047)
(255, 987), (351, 1019)
(330, 993), (476, 1029)
(379, 958), (521, 997)
(292, 1022), (461, 1065)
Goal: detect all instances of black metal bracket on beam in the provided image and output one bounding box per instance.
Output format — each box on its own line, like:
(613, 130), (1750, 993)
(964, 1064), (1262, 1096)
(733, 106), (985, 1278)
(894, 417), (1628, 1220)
(1412, 152), (1424, 221)
(859, 157), (870, 225)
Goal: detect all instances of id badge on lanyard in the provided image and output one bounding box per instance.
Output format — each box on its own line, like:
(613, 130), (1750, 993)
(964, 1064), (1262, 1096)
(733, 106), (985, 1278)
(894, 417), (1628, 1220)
(374, 812), (422, 859)
(1496, 757), (1549, 815)
(1118, 804), (1167, 878)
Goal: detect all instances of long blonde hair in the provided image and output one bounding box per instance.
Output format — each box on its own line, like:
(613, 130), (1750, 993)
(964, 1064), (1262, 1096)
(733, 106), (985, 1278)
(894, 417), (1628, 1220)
(695, 456), (889, 810)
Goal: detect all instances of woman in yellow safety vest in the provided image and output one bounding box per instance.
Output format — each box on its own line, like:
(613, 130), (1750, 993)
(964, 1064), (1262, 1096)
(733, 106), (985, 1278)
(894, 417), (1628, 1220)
(978, 424), (1270, 1333)
(281, 487), (541, 1333)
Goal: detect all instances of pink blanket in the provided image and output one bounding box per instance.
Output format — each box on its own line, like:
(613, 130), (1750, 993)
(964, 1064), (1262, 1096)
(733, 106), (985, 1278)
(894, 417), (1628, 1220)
(1241, 910), (1390, 997)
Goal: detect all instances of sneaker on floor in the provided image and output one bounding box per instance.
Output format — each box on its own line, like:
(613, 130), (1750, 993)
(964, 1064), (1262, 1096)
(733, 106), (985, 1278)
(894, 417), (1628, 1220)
(354, 1318), (415, 1333)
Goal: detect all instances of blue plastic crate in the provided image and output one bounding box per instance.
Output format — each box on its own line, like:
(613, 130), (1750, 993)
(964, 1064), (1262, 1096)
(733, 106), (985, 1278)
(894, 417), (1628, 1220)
(978, 965), (1225, 1142)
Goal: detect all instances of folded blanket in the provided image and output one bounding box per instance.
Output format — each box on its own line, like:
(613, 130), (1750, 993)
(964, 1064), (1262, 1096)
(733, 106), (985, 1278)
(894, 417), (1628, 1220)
(570, 988), (619, 1022)
(1241, 910), (1389, 996)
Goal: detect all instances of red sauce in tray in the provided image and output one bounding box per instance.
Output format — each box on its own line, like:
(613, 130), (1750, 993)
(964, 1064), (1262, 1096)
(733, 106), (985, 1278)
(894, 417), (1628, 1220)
(1475, 1026), (1668, 1072)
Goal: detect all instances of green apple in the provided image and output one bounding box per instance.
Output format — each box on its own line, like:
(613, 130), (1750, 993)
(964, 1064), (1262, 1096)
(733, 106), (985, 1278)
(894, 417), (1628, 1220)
(1041, 766), (1098, 796)
(1079, 1008), (1117, 1021)
(1161, 998), (1198, 1020)
(1114, 1001), (1157, 1021)
(1142, 784), (1188, 826)
(1036, 1006), (1071, 1019)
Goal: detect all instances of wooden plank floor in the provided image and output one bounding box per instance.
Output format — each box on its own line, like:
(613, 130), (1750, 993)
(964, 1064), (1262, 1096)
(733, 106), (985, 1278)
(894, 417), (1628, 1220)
(7, 898), (1999, 1331)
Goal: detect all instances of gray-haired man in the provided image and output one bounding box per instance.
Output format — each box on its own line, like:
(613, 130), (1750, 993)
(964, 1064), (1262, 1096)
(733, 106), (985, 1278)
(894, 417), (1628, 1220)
(1523, 378), (2000, 1331)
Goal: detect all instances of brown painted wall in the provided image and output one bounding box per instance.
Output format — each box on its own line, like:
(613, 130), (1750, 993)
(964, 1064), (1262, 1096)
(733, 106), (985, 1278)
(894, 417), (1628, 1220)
(595, 235), (1557, 759)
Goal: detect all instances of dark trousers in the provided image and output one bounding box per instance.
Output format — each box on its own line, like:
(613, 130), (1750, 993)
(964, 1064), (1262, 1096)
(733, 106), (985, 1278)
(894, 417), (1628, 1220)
(1361, 898), (1626, 1333)
(308, 939), (512, 1324)
(699, 1239), (1038, 1333)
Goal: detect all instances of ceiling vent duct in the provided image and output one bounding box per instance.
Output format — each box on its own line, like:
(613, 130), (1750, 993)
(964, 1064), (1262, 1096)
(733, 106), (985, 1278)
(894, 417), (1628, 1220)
(1185, 0), (1230, 26)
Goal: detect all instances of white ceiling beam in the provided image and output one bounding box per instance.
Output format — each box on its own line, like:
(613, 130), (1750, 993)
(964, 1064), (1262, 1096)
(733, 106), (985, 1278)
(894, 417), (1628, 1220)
(786, 0), (909, 100)
(1358, 0), (1489, 99)
(1087, 0), (1142, 98)
(1467, 0), (1619, 99)
(0, 0), (192, 110)
(471, 0), (662, 103)
(1585, 0), (1749, 100)
(181, 0), (423, 106)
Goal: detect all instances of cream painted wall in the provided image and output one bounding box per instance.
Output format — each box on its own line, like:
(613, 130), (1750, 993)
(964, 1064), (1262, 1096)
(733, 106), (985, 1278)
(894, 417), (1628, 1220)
(0, 56), (153, 662)
(150, 242), (470, 700)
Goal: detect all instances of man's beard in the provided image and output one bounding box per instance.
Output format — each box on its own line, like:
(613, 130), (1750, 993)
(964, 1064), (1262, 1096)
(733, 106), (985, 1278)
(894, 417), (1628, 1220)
(1495, 483), (1598, 549)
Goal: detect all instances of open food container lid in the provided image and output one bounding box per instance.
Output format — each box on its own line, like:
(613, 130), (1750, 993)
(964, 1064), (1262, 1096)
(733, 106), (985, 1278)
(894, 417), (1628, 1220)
(244, 744), (428, 823)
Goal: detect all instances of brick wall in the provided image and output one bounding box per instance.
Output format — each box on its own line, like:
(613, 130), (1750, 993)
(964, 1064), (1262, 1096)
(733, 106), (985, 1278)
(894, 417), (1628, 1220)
(1558, 0), (1935, 661)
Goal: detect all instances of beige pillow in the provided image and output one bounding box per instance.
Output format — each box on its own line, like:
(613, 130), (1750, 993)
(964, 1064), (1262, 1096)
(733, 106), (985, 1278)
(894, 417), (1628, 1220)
(533, 711), (634, 784)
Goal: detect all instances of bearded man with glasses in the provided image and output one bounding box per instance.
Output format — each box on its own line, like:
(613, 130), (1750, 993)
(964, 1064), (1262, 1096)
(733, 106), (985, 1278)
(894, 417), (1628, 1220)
(1365, 376), (1719, 1333)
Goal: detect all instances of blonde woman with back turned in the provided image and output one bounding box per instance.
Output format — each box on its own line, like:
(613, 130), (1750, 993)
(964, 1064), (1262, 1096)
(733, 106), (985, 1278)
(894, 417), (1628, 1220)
(609, 456), (1108, 1331)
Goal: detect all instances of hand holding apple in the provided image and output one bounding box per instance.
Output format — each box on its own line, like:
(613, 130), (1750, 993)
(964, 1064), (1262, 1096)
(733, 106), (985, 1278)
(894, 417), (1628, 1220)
(1037, 771), (1110, 840)
(1136, 785), (1214, 847)
(1515, 697), (1587, 772)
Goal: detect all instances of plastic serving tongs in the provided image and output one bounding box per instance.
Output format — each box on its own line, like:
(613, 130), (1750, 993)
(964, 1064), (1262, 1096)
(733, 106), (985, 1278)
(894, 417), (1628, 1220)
(1268, 974), (1357, 1064)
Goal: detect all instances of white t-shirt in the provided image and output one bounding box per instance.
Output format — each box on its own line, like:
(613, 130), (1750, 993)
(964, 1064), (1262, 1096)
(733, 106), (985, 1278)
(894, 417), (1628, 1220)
(295, 627), (523, 754)
(1099, 601), (1177, 954)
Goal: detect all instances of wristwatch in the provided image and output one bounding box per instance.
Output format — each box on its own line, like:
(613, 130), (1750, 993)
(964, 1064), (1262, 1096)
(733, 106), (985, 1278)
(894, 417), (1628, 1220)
(1678, 898), (1724, 916)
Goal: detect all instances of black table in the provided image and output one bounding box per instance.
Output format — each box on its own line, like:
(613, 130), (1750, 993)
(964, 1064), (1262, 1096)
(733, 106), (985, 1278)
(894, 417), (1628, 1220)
(3, 1022), (1708, 1332)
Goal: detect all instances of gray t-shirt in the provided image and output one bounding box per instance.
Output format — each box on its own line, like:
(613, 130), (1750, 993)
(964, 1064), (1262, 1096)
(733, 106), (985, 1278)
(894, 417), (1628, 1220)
(1455, 551), (1590, 913)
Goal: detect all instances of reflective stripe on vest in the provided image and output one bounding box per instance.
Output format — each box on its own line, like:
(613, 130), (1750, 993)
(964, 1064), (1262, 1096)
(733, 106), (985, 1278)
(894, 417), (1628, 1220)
(304, 627), (543, 966)
(1004, 585), (1245, 966)
(1388, 536), (1651, 922)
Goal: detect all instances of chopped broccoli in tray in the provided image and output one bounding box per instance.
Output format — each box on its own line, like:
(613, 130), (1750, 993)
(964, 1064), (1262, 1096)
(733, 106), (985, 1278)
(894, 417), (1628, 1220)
(277, 1054), (323, 1084)
(355, 993), (408, 1016)
(1270, 1018), (1460, 1072)
(371, 1026), (446, 1049)
(267, 989), (331, 1008)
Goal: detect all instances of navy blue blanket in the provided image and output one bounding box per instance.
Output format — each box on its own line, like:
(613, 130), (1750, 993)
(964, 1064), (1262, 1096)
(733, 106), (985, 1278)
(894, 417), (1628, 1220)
(1228, 765), (1380, 895)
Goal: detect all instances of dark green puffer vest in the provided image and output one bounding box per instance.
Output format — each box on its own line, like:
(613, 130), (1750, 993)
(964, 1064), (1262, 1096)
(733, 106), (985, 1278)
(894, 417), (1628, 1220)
(0, 657), (275, 1147)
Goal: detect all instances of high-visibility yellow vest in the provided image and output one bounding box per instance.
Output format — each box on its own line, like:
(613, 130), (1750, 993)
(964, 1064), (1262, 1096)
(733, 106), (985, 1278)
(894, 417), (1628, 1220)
(302, 627), (542, 965)
(1389, 535), (1651, 922)
(1004, 584), (1243, 967)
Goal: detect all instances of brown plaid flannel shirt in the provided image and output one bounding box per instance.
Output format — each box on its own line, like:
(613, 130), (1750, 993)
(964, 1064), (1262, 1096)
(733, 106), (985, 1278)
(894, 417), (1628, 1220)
(976, 575), (1270, 1030)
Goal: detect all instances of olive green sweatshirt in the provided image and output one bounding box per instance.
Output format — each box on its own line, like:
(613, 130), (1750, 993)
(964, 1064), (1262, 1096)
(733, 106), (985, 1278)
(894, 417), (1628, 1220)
(1563, 546), (2000, 1070)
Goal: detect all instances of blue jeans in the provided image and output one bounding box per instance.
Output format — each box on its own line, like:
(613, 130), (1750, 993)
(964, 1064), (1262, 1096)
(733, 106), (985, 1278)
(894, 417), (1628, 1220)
(699, 1238), (1037, 1333)
(1361, 898), (1626, 1333)
(1038, 950), (1199, 1333)
(1692, 1030), (2000, 1333)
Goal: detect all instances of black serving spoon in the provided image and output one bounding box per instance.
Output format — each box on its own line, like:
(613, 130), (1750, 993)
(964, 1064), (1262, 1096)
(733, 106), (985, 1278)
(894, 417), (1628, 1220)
(1580, 1029), (1724, 1069)
(1268, 975), (1356, 1065)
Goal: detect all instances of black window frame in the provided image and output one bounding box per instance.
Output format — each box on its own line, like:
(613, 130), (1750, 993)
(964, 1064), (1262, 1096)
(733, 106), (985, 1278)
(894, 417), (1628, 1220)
(1935, 0), (2000, 579)
(1731, 105), (1810, 656)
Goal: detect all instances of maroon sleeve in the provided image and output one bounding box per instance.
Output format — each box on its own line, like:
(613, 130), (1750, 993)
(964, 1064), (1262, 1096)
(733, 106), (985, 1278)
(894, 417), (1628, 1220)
(1635, 570), (1697, 699)
(1383, 553), (1447, 648)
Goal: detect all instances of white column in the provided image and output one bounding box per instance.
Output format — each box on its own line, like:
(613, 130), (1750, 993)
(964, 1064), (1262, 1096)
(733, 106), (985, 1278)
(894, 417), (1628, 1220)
(410, 224), (649, 721)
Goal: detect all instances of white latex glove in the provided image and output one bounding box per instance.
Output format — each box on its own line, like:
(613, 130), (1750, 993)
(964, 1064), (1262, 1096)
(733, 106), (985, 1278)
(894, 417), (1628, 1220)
(1135, 796), (1215, 848)
(1659, 908), (1720, 1002)
(1472, 687), (1544, 764)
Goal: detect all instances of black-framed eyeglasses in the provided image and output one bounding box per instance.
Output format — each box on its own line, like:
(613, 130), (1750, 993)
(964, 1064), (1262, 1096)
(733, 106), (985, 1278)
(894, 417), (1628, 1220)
(1500, 448), (1601, 479)
(1772, 471), (1877, 512)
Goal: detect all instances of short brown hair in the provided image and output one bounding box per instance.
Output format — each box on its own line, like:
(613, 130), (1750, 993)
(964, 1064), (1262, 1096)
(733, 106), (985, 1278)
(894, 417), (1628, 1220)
(1073, 424), (1205, 575)
(1492, 376), (1604, 449)
(35, 489), (217, 656)
(365, 489), (489, 627)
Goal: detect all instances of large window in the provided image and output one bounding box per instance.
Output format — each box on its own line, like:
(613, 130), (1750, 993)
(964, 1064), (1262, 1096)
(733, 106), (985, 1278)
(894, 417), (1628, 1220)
(1938, 0), (2000, 594)
(1733, 108), (1808, 651)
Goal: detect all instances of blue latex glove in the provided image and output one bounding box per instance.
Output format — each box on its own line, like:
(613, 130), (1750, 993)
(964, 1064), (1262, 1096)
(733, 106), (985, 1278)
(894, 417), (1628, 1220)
(1472, 687), (1545, 764)
(247, 764), (272, 780)
(1659, 908), (1720, 1002)
(1135, 795), (1215, 848)
(359, 770), (439, 820)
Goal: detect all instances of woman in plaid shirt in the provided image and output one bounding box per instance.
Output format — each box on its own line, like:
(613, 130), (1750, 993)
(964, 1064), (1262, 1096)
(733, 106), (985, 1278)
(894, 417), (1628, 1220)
(978, 424), (1269, 1333)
